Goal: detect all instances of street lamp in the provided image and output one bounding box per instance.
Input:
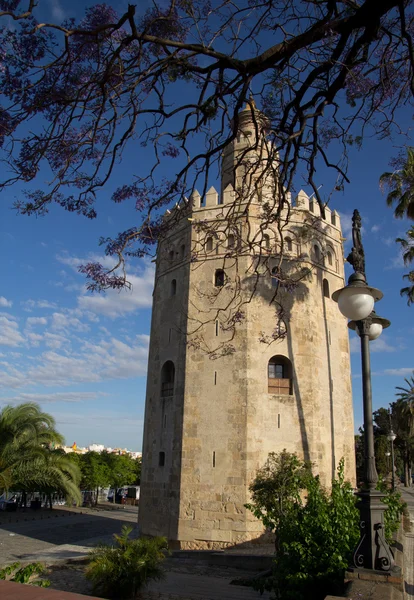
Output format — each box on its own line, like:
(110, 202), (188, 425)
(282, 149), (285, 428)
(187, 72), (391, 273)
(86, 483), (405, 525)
(332, 209), (396, 573)
(387, 413), (397, 492)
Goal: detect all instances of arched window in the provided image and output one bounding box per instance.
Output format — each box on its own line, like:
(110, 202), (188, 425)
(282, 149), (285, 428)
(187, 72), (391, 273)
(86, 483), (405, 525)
(161, 361), (175, 397)
(323, 278), (330, 299)
(169, 250), (174, 262)
(327, 251), (333, 266)
(263, 234), (270, 249)
(331, 214), (336, 226)
(285, 237), (293, 252)
(181, 244), (186, 260)
(268, 355), (292, 395)
(313, 245), (320, 262)
(228, 234), (235, 249)
(171, 279), (177, 296)
(206, 237), (213, 252)
(309, 200), (314, 213)
(214, 269), (225, 287)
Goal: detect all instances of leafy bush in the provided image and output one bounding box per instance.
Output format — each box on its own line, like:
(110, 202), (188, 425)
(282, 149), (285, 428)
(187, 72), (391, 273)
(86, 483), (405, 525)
(0, 561), (50, 587)
(377, 479), (406, 543)
(247, 455), (360, 600)
(86, 525), (168, 599)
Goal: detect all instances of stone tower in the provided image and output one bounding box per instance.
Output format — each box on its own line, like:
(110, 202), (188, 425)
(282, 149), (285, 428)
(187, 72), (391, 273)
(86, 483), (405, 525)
(138, 104), (355, 549)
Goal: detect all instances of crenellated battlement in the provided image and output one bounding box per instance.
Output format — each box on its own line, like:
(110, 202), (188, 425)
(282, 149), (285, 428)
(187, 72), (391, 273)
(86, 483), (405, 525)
(164, 183), (342, 235)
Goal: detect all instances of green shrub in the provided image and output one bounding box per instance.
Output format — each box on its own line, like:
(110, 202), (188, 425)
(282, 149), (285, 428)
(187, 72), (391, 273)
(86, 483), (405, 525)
(86, 525), (168, 599)
(247, 456), (359, 600)
(377, 479), (406, 543)
(0, 561), (50, 587)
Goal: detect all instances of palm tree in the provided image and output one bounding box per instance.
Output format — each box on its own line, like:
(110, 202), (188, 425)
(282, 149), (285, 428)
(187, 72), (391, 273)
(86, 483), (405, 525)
(380, 147), (414, 220)
(13, 449), (81, 508)
(392, 376), (414, 486)
(86, 525), (168, 599)
(396, 226), (414, 305)
(0, 403), (81, 505)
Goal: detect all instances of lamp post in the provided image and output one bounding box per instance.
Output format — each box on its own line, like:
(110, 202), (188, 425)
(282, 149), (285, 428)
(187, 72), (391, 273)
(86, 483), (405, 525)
(387, 410), (397, 492)
(332, 209), (396, 573)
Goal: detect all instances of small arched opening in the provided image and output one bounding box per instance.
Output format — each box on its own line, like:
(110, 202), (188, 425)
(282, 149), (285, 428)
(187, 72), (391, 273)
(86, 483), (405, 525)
(171, 279), (177, 296)
(268, 355), (293, 395)
(180, 244), (186, 260)
(169, 250), (174, 262)
(313, 244), (320, 263)
(228, 234), (235, 249)
(263, 234), (270, 249)
(327, 251), (333, 266)
(323, 278), (330, 299)
(206, 237), (213, 252)
(214, 269), (225, 287)
(161, 360), (175, 397)
(285, 237), (293, 252)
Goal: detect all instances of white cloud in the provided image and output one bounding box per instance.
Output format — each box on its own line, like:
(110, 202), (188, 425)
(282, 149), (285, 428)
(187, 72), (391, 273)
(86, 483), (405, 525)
(382, 237), (395, 247)
(56, 252), (155, 318)
(0, 391), (108, 404)
(0, 297), (12, 308)
(371, 224), (381, 233)
(46, 0), (66, 20)
(0, 316), (24, 347)
(26, 317), (47, 327)
(385, 252), (405, 270)
(0, 332), (149, 388)
(78, 271), (155, 318)
(338, 212), (353, 239)
(22, 299), (58, 312)
(383, 368), (413, 377)
(349, 334), (396, 353)
(51, 312), (90, 333)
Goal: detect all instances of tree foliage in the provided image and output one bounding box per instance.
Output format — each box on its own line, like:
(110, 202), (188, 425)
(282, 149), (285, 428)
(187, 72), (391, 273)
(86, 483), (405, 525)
(1, 0), (414, 299)
(380, 147), (414, 304)
(247, 455), (359, 600)
(86, 525), (168, 599)
(0, 402), (81, 504)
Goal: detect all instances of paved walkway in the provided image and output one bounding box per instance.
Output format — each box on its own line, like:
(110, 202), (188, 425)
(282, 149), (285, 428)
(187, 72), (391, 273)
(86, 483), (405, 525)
(400, 487), (414, 600)
(0, 505), (138, 564)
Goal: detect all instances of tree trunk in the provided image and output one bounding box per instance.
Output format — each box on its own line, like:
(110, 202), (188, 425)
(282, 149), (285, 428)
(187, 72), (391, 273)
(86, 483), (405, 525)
(22, 491), (27, 510)
(113, 486), (116, 504)
(96, 487), (99, 506)
(404, 444), (410, 487)
(48, 493), (53, 510)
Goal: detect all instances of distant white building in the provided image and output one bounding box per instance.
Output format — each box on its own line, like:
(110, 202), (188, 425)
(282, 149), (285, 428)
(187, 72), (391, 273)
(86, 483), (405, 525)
(88, 443), (105, 453)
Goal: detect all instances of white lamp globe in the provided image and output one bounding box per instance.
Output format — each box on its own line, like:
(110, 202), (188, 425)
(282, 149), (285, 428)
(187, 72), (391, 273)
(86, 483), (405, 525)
(337, 287), (375, 321)
(368, 322), (383, 340)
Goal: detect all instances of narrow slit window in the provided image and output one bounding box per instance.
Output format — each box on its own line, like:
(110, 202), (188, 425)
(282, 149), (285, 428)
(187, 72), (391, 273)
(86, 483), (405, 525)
(285, 237), (292, 252)
(327, 251), (333, 266)
(228, 234), (235, 249)
(171, 279), (177, 296)
(214, 269), (225, 287)
(159, 452), (165, 467)
(214, 371), (217, 385)
(215, 320), (219, 336)
(169, 250), (174, 262)
(263, 234), (270, 249)
(181, 244), (185, 260)
(206, 237), (213, 252)
(278, 414), (280, 429)
(314, 245), (320, 262)
(163, 414), (167, 429)
(213, 451), (216, 468)
(323, 278), (330, 298)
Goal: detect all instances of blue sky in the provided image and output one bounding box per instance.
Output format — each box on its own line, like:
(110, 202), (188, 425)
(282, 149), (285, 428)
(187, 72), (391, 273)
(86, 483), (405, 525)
(0, 0), (413, 450)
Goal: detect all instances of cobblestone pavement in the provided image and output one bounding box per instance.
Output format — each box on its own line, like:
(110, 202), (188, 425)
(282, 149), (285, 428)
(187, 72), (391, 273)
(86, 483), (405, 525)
(0, 505), (138, 564)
